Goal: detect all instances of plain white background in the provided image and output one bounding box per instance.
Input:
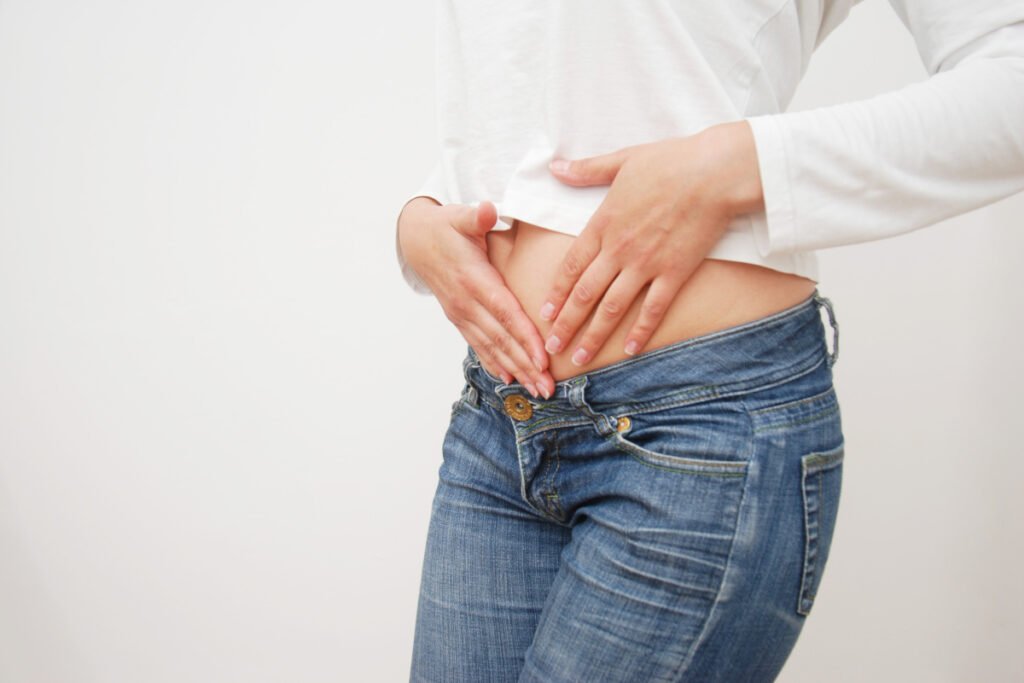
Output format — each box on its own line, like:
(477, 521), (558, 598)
(0, 1), (1021, 681)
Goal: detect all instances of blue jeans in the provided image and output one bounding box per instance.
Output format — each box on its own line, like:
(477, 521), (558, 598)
(410, 291), (844, 682)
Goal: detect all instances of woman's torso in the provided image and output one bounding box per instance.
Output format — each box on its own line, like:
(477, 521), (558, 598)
(483, 219), (817, 382)
(421, 1), (860, 294)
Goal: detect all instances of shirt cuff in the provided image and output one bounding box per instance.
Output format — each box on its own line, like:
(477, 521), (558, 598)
(745, 113), (799, 257)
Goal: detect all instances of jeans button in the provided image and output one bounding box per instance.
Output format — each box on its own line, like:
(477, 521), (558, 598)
(503, 394), (533, 421)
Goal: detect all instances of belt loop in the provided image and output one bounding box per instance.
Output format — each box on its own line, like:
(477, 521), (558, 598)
(461, 346), (483, 407)
(462, 346), (478, 383)
(566, 375), (617, 436)
(813, 293), (840, 368)
(465, 344), (508, 390)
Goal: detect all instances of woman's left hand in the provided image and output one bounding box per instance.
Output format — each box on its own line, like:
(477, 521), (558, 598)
(538, 120), (766, 365)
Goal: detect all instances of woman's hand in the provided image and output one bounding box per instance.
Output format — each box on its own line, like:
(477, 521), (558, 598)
(538, 121), (766, 365)
(398, 197), (555, 399)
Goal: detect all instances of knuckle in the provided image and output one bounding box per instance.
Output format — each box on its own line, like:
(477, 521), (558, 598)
(641, 298), (667, 319)
(443, 305), (463, 326)
(492, 330), (512, 353)
(550, 322), (571, 342)
(494, 305), (514, 330)
(451, 300), (470, 321)
(630, 322), (654, 339)
(599, 297), (623, 318)
(633, 242), (659, 266)
(578, 330), (601, 351)
(487, 288), (502, 310)
(563, 252), (585, 278)
(572, 281), (594, 304)
(479, 338), (498, 359)
(453, 269), (474, 291)
(608, 234), (635, 258)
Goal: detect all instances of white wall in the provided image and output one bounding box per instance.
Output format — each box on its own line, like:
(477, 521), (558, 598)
(0, 1), (1019, 681)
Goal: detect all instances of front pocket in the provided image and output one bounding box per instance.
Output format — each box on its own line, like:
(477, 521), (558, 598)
(605, 399), (753, 476)
(797, 442), (845, 615)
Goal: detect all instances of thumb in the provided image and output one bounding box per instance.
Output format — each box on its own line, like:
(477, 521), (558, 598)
(454, 200), (499, 237)
(549, 147), (630, 187)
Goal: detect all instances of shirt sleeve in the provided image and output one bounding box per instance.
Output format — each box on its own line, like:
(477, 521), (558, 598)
(395, 160), (448, 296)
(744, 1), (1024, 256)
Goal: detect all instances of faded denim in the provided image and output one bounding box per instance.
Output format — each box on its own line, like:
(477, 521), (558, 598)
(410, 290), (844, 682)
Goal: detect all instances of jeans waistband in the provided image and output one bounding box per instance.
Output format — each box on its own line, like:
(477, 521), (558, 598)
(462, 290), (839, 437)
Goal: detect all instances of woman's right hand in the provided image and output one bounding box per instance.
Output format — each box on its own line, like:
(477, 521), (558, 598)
(398, 197), (555, 399)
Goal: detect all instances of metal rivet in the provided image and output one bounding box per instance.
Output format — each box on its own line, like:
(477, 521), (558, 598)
(503, 394), (533, 421)
(616, 416), (631, 432)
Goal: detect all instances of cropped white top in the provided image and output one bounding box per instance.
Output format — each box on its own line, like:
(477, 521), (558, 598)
(396, 0), (1024, 296)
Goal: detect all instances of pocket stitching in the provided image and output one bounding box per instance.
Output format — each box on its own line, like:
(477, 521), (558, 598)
(606, 431), (749, 477)
(797, 443), (844, 616)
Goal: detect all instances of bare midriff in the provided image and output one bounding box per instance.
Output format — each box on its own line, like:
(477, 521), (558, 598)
(482, 218), (818, 383)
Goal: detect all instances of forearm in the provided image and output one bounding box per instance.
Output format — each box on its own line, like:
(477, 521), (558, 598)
(741, 4), (1024, 255)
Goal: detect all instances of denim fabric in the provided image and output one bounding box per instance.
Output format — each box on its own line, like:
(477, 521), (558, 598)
(410, 291), (844, 682)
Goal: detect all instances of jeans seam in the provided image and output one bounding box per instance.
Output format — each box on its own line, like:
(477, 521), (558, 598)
(797, 467), (815, 616)
(669, 430), (755, 680)
(536, 435), (555, 503)
(545, 437), (564, 520)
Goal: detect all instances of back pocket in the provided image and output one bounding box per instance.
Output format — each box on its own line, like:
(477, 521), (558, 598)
(797, 442), (845, 616)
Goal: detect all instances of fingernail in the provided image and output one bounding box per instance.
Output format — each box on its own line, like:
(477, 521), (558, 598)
(545, 335), (561, 354)
(526, 382), (538, 398)
(625, 340), (639, 355)
(572, 347), (589, 366)
(540, 383), (552, 400)
(549, 159), (570, 174)
(539, 301), (555, 320)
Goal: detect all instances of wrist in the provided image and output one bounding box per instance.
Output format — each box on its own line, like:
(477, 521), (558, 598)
(398, 195), (443, 264)
(697, 121), (765, 218)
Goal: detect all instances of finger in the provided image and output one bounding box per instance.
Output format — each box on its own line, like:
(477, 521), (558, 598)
(480, 280), (550, 374)
(468, 314), (544, 398)
(451, 298), (515, 384)
(538, 227), (602, 325)
(548, 147), (633, 187)
(453, 260), (553, 396)
(543, 251), (620, 359)
(451, 200), (498, 238)
(460, 318), (515, 385)
(621, 273), (686, 357)
(469, 298), (553, 398)
(565, 269), (651, 367)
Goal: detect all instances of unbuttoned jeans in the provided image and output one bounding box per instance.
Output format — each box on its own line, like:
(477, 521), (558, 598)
(410, 291), (844, 682)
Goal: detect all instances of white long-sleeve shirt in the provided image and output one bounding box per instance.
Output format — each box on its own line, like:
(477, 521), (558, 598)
(395, 0), (1024, 296)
